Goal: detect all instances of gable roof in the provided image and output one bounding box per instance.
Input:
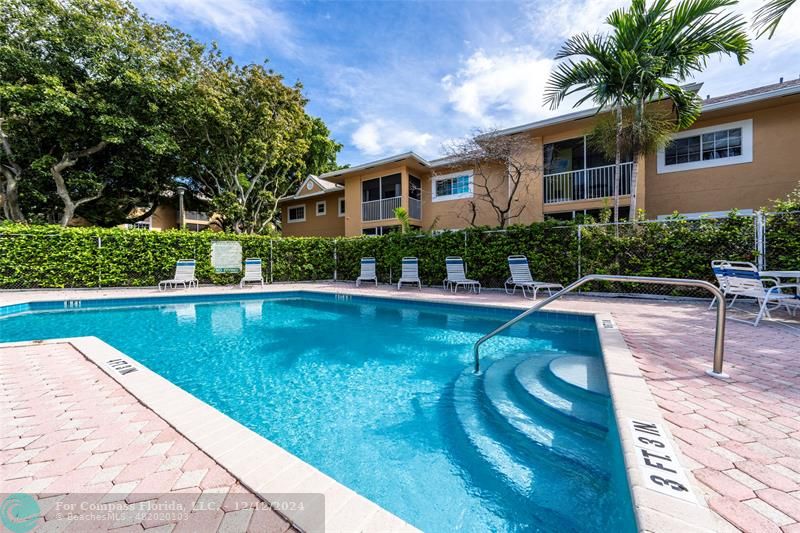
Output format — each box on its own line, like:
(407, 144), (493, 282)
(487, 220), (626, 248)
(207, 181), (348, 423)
(280, 174), (344, 203)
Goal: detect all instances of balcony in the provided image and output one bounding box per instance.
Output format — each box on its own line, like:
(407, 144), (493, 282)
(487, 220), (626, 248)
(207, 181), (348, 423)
(362, 197), (401, 222)
(409, 197), (421, 220)
(544, 162), (633, 204)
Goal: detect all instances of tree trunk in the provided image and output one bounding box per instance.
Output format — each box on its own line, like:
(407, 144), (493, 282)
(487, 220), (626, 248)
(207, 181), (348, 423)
(0, 120), (27, 222)
(1, 168), (26, 222)
(50, 141), (107, 226)
(613, 101), (622, 228)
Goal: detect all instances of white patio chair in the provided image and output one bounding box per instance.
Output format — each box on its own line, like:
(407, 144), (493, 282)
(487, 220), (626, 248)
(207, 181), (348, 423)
(505, 255), (564, 299)
(356, 257), (377, 287)
(240, 258), (264, 288)
(159, 259), (197, 291)
(725, 263), (799, 326)
(709, 260), (764, 310)
(397, 257), (421, 290)
(443, 256), (480, 294)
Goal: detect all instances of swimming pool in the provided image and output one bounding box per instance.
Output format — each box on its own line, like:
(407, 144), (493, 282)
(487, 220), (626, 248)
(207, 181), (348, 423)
(0, 292), (635, 532)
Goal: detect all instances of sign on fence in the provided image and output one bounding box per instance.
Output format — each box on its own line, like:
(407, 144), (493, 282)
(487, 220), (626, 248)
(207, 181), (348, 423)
(211, 241), (242, 273)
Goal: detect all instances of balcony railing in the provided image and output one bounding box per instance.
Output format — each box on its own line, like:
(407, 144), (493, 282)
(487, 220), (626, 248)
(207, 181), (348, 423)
(362, 196), (401, 222)
(409, 198), (421, 219)
(544, 162), (633, 204)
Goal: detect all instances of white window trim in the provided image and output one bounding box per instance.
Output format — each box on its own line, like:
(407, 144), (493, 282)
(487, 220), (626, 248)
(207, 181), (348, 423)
(432, 171), (474, 202)
(316, 200), (326, 216)
(287, 204), (306, 223)
(657, 119), (753, 174)
(338, 197), (346, 217)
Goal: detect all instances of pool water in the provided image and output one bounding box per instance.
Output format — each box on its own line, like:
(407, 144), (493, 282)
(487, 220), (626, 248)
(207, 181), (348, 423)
(0, 293), (635, 532)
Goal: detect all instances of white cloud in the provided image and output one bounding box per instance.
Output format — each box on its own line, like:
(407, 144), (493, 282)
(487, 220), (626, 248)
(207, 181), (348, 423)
(441, 47), (556, 125)
(134, 0), (294, 51)
(523, 0), (626, 42)
(351, 120), (434, 157)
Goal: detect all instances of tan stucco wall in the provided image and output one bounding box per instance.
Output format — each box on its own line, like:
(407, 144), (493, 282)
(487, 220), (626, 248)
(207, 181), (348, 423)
(151, 205), (177, 231)
(281, 193), (345, 237)
(644, 98), (800, 216)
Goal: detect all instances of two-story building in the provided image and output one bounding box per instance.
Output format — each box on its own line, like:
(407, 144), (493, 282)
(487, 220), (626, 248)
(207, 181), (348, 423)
(281, 78), (800, 237)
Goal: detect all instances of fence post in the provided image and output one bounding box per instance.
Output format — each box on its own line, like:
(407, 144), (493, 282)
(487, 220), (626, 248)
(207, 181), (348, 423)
(333, 239), (338, 283)
(269, 239), (274, 284)
(755, 211), (767, 270)
(576, 225), (582, 281)
(97, 236), (102, 288)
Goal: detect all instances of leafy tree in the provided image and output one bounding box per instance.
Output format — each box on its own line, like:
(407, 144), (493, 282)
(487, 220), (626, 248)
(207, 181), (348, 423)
(545, 0), (751, 223)
(754, 0), (796, 38)
(181, 53), (341, 233)
(0, 0), (204, 226)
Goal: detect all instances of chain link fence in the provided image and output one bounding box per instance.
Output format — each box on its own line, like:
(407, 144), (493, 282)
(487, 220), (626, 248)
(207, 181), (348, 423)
(1, 211), (797, 296)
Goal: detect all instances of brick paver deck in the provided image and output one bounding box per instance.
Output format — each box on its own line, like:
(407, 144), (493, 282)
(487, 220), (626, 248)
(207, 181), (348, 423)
(608, 302), (800, 533)
(1, 284), (798, 532)
(0, 342), (295, 532)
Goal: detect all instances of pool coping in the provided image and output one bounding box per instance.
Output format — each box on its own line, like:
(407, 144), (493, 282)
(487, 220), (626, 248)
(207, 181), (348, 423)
(1, 287), (718, 532)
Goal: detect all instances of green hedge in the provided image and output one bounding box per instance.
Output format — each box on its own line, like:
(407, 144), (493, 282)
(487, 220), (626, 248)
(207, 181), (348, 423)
(1, 212), (794, 291)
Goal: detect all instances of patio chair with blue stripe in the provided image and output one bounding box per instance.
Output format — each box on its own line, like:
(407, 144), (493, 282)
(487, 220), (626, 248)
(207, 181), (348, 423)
(356, 257), (378, 287)
(159, 259), (197, 291)
(725, 263), (799, 326)
(240, 258), (264, 288)
(443, 256), (481, 293)
(397, 257), (421, 290)
(505, 255), (563, 299)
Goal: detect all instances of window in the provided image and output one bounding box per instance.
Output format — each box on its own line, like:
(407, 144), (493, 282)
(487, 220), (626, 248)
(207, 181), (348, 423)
(432, 171), (473, 202)
(287, 205), (305, 223)
(316, 200), (326, 216)
(657, 119), (752, 173)
(338, 197), (346, 217)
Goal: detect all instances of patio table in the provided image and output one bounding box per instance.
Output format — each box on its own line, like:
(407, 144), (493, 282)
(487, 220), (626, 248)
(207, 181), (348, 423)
(761, 270), (800, 296)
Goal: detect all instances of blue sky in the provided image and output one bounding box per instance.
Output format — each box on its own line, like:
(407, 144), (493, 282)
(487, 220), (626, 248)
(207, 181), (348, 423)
(134, 0), (800, 166)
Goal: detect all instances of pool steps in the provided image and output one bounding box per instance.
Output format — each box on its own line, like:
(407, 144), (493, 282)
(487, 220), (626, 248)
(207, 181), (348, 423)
(452, 352), (610, 520)
(512, 356), (609, 434)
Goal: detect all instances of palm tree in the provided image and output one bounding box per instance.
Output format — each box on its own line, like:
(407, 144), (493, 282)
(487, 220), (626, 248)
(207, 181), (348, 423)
(393, 206), (411, 233)
(544, 33), (633, 224)
(754, 0), (796, 38)
(545, 0), (751, 223)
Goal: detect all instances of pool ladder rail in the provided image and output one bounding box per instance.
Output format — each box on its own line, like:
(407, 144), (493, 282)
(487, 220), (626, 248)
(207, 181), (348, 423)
(472, 275), (728, 378)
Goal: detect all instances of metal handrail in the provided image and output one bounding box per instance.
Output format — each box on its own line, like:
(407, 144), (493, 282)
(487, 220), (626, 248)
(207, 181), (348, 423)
(472, 274), (728, 378)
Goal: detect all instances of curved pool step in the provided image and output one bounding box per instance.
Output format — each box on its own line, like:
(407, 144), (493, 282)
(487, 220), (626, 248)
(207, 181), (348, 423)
(452, 367), (535, 494)
(548, 355), (610, 398)
(513, 356), (609, 434)
(449, 369), (607, 531)
(482, 355), (607, 473)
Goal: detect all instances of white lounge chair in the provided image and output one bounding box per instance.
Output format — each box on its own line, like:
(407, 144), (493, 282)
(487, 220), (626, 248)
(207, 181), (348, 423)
(397, 257), (421, 290)
(443, 256), (481, 293)
(505, 255), (563, 299)
(723, 263), (799, 326)
(158, 259), (197, 291)
(240, 258), (264, 288)
(708, 260), (763, 310)
(356, 257), (378, 287)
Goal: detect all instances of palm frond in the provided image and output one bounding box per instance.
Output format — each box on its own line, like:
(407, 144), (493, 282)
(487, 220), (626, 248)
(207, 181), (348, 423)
(753, 0), (796, 38)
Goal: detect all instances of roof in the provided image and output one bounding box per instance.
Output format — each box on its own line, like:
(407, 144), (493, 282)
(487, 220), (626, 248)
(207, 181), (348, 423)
(318, 152), (432, 182)
(321, 79), (800, 178)
(702, 77), (800, 110)
(278, 174), (344, 203)
(488, 82), (704, 137)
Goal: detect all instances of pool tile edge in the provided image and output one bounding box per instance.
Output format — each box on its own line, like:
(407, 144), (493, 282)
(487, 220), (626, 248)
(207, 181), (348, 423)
(1, 336), (420, 533)
(594, 314), (720, 533)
